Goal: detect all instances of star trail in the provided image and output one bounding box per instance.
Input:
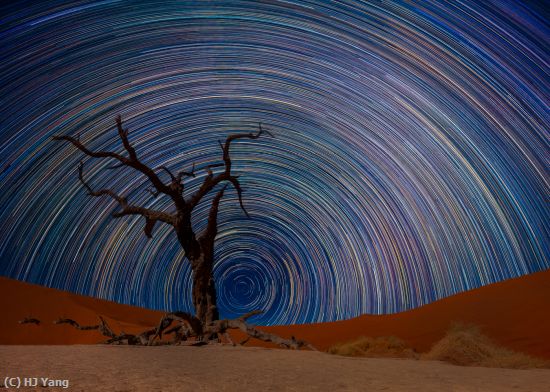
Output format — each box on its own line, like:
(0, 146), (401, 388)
(0, 1), (548, 325)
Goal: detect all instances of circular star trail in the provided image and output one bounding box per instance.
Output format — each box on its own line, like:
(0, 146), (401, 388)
(0, 1), (548, 325)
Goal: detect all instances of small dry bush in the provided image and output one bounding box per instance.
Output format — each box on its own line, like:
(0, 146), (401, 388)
(328, 336), (418, 359)
(423, 322), (549, 369)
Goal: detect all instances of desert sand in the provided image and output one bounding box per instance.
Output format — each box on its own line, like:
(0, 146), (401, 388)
(1, 345), (549, 392)
(1, 270), (550, 391)
(1, 269), (549, 359)
(265, 267), (550, 358)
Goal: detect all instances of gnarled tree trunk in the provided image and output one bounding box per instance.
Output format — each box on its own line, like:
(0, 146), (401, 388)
(189, 255), (218, 325)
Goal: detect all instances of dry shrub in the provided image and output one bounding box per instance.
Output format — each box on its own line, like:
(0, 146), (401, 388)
(328, 336), (418, 359)
(423, 322), (549, 369)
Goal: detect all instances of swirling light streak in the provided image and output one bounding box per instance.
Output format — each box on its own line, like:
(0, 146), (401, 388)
(0, 0), (547, 325)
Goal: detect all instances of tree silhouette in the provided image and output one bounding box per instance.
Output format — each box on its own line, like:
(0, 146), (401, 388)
(52, 116), (313, 349)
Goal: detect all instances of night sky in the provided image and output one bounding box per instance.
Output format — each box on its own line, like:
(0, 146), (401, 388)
(0, 1), (548, 325)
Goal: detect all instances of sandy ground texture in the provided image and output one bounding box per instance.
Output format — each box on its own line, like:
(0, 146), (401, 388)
(1, 345), (549, 392)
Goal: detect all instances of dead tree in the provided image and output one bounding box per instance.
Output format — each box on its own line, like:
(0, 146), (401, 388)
(53, 116), (313, 349)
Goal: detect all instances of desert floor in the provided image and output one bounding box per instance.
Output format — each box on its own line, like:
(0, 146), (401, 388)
(1, 345), (549, 392)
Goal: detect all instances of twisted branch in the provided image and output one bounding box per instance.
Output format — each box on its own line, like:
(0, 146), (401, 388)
(77, 161), (175, 237)
(188, 125), (271, 213)
(53, 117), (178, 201)
(54, 316), (115, 338)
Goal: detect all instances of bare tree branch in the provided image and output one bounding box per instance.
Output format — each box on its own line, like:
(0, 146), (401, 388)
(199, 184), (228, 246)
(188, 124), (270, 213)
(228, 175), (249, 217)
(160, 166), (177, 183)
(52, 135), (129, 163)
(78, 161), (175, 237)
(53, 117), (179, 201)
(116, 115), (137, 160)
(144, 218), (156, 239)
(78, 161), (126, 204)
(54, 316), (115, 338)
(177, 162), (196, 182)
(54, 316), (158, 345)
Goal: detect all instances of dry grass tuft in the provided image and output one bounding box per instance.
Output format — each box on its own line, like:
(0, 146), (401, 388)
(422, 322), (550, 369)
(328, 336), (418, 359)
(328, 323), (549, 369)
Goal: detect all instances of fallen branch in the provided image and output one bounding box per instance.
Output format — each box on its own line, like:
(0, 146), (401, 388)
(19, 317), (40, 325)
(54, 316), (115, 337)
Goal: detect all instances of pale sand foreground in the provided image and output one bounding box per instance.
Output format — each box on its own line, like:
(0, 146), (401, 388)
(1, 346), (549, 392)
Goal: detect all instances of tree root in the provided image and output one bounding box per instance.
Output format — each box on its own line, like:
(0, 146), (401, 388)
(48, 311), (316, 350)
(206, 313), (316, 350)
(152, 310), (316, 350)
(53, 316), (155, 345)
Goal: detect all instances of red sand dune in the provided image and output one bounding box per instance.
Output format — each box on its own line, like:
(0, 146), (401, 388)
(1, 269), (549, 359)
(0, 277), (165, 345)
